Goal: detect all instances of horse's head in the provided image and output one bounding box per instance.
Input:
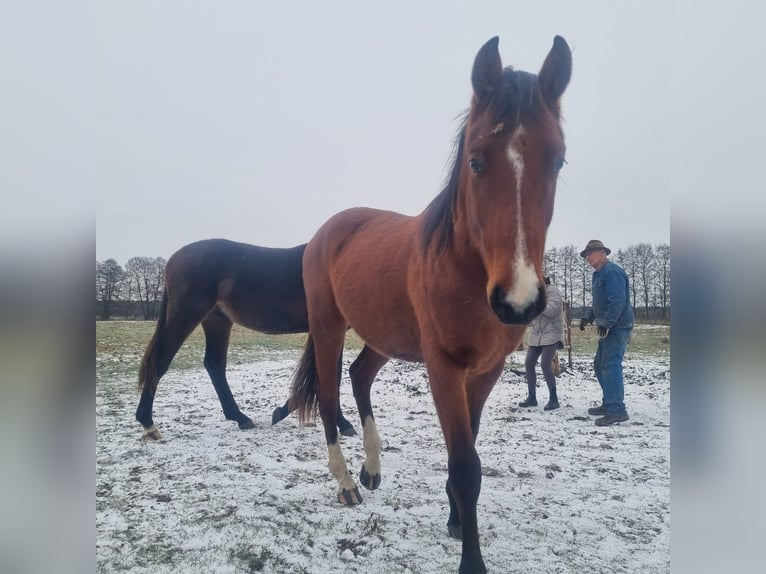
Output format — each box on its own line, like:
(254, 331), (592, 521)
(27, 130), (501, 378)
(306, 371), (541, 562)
(460, 36), (571, 325)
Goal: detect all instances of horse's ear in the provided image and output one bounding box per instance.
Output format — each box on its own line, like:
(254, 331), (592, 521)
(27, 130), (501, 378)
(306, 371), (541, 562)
(538, 35), (572, 112)
(471, 37), (503, 102)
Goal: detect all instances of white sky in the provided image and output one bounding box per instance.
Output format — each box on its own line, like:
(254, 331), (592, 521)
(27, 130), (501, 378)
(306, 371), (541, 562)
(4, 2), (764, 264)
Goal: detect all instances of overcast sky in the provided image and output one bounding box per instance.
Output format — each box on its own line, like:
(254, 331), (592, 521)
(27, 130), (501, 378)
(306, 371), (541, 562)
(6, 2), (762, 264)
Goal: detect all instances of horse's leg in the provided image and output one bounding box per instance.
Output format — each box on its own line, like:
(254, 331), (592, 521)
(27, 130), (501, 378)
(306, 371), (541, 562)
(348, 345), (389, 490)
(136, 303), (206, 440)
(201, 309), (254, 430)
(313, 314), (362, 505)
(335, 350), (358, 437)
(446, 360), (506, 542)
(271, 398), (292, 426)
(428, 359), (495, 574)
(272, 349), (357, 435)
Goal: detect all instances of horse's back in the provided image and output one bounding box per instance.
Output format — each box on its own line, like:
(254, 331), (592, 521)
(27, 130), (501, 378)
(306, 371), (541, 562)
(167, 239), (305, 290)
(166, 239), (309, 333)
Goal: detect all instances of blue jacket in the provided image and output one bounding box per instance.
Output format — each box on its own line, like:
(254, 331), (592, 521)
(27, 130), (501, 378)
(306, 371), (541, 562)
(585, 260), (634, 330)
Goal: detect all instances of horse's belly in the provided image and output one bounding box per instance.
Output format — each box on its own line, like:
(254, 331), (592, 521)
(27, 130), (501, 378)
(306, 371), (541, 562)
(221, 301), (309, 334)
(368, 335), (423, 363)
(342, 304), (422, 363)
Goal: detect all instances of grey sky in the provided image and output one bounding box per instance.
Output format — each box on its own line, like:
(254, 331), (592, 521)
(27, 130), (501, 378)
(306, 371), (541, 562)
(10, 1), (758, 264)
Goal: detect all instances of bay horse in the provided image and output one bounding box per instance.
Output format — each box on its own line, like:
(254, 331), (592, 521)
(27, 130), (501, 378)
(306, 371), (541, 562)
(292, 36), (571, 573)
(136, 239), (357, 440)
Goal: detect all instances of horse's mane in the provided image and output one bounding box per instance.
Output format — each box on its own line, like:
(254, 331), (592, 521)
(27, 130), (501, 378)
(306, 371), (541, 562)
(421, 69), (542, 253)
(421, 120), (466, 254)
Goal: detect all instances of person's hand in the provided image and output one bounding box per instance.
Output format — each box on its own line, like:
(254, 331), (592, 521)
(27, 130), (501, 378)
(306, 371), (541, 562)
(598, 325), (608, 337)
(579, 317), (590, 331)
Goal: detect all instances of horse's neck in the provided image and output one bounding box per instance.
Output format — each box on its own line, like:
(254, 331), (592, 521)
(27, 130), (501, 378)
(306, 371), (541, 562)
(417, 223), (488, 290)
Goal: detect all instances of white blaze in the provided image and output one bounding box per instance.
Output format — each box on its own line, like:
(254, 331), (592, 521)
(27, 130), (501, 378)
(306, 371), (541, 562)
(505, 127), (525, 186)
(507, 258), (539, 311)
(504, 126), (540, 311)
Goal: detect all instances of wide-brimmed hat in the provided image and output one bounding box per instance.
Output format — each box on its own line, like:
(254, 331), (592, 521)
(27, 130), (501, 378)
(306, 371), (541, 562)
(580, 239), (611, 258)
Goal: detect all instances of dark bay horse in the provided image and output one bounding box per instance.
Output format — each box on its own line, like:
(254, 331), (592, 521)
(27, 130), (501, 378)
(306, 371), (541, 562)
(292, 36), (571, 573)
(136, 239), (356, 440)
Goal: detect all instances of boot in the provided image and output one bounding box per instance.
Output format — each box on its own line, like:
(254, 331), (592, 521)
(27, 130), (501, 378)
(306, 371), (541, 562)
(544, 388), (559, 411)
(595, 413), (629, 426)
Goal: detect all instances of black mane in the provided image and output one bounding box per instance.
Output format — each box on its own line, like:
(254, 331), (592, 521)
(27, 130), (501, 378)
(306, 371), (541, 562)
(421, 69), (542, 253)
(421, 122), (466, 253)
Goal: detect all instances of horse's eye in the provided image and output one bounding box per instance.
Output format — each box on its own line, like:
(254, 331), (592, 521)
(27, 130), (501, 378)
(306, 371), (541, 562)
(469, 158), (483, 174)
(554, 157), (567, 173)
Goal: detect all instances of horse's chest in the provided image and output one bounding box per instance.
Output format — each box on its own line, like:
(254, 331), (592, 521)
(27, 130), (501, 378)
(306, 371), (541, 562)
(451, 331), (514, 367)
(433, 309), (519, 369)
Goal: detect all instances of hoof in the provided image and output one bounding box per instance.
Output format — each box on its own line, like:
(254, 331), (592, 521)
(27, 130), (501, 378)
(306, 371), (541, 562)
(448, 523), (462, 540)
(338, 487), (363, 506)
(359, 465), (381, 490)
(339, 424), (358, 437)
(238, 418), (255, 430)
(271, 406), (287, 425)
(142, 425), (163, 441)
(459, 558), (486, 574)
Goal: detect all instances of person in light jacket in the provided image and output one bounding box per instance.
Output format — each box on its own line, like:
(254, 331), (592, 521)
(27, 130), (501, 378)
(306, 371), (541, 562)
(519, 276), (565, 410)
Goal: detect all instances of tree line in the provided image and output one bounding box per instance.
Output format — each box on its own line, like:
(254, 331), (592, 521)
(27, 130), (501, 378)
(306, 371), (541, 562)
(96, 242), (670, 321)
(96, 256), (166, 320)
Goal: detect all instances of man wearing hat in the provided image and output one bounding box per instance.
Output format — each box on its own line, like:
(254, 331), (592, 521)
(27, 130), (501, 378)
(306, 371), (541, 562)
(579, 239), (634, 426)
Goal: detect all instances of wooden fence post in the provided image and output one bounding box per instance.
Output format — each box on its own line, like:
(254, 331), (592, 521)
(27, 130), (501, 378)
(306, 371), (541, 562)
(564, 301), (572, 368)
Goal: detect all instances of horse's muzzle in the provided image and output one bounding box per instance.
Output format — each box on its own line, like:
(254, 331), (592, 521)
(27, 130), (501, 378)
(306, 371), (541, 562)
(490, 285), (546, 325)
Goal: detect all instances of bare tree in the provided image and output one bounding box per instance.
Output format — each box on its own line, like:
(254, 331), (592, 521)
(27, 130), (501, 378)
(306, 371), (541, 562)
(578, 255), (591, 311)
(151, 258), (166, 315)
(616, 246), (639, 313)
(120, 270), (134, 319)
(655, 243), (671, 320)
(125, 257), (166, 320)
(554, 245), (574, 301)
(633, 243), (655, 320)
(544, 246), (560, 285)
(96, 259), (124, 320)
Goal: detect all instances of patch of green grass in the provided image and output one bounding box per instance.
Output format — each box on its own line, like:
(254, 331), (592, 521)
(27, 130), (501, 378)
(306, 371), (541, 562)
(555, 323), (670, 359)
(96, 320), (368, 393)
(97, 320), (668, 387)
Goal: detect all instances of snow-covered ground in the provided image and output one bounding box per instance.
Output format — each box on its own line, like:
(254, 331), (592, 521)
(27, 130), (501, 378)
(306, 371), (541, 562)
(97, 352), (670, 573)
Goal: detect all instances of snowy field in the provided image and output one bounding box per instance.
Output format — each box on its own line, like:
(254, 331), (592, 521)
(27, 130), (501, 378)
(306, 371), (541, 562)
(97, 351), (670, 573)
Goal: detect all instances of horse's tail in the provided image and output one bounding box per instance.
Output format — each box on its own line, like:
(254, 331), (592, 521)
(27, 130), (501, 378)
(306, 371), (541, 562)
(291, 334), (319, 425)
(137, 289), (169, 396)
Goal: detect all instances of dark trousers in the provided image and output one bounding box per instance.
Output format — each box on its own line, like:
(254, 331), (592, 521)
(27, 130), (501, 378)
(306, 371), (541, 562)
(524, 343), (558, 399)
